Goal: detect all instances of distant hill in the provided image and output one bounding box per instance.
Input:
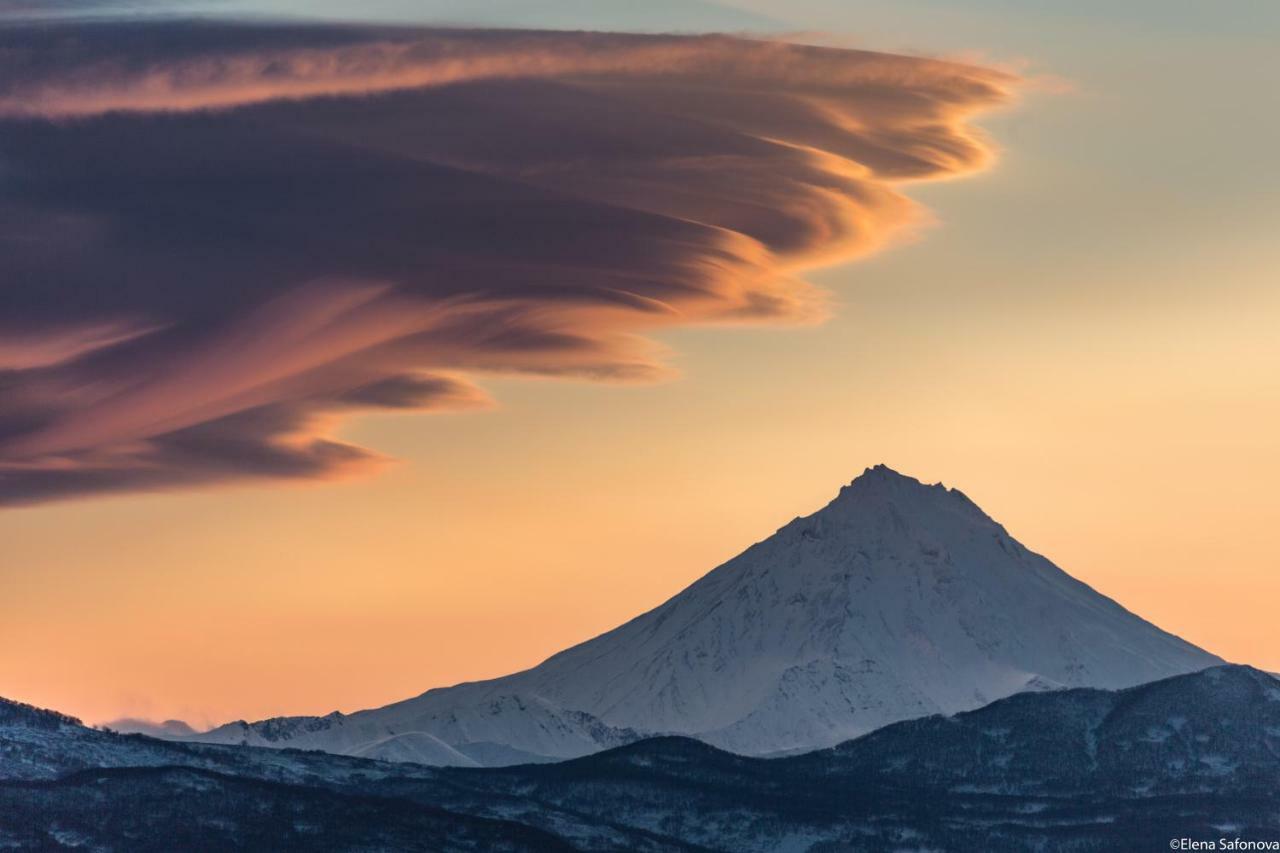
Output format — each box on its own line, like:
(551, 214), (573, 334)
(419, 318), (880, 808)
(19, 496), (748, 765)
(3, 665), (1278, 851)
(101, 718), (196, 739)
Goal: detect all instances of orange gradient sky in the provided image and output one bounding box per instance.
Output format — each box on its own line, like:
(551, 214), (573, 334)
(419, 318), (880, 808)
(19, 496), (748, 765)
(1, 0), (1277, 727)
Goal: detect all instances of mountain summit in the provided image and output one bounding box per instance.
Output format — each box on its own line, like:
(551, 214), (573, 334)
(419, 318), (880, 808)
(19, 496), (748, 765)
(193, 466), (1221, 763)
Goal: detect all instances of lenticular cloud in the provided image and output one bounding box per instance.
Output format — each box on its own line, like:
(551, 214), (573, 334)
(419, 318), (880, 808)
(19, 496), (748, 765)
(0, 20), (1015, 505)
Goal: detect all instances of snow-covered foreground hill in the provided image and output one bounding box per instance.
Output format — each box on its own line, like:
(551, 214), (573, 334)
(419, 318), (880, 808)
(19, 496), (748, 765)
(190, 465), (1222, 763)
(5, 666), (1280, 851)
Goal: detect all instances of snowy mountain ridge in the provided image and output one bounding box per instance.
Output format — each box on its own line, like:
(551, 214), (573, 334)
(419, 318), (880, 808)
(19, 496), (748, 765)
(190, 465), (1222, 764)
(6, 666), (1278, 851)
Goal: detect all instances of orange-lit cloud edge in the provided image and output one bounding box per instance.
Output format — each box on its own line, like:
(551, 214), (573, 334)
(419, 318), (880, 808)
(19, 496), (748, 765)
(0, 22), (1017, 505)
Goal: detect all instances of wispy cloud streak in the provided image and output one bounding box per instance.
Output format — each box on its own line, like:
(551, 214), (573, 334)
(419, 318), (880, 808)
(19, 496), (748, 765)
(0, 21), (1015, 505)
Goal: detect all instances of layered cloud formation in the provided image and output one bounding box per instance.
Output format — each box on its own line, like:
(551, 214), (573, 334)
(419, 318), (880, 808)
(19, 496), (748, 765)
(0, 20), (1014, 505)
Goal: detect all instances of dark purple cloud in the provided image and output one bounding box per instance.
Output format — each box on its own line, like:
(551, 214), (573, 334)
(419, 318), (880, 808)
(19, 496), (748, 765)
(0, 20), (1014, 505)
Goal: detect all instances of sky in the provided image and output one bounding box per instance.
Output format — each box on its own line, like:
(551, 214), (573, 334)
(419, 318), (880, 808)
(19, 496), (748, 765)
(1, 0), (1276, 727)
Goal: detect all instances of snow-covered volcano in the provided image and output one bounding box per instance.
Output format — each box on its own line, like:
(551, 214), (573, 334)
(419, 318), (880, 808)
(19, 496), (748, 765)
(192, 465), (1221, 763)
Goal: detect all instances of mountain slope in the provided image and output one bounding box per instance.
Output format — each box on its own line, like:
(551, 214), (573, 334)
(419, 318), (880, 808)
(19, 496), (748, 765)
(0, 694), (437, 786)
(5, 666), (1277, 852)
(0, 766), (578, 853)
(193, 465), (1222, 761)
(0, 695), (697, 851)
(804, 662), (1280, 797)
(193, 695), (645, 765)
(415, 665), (1280, 852)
